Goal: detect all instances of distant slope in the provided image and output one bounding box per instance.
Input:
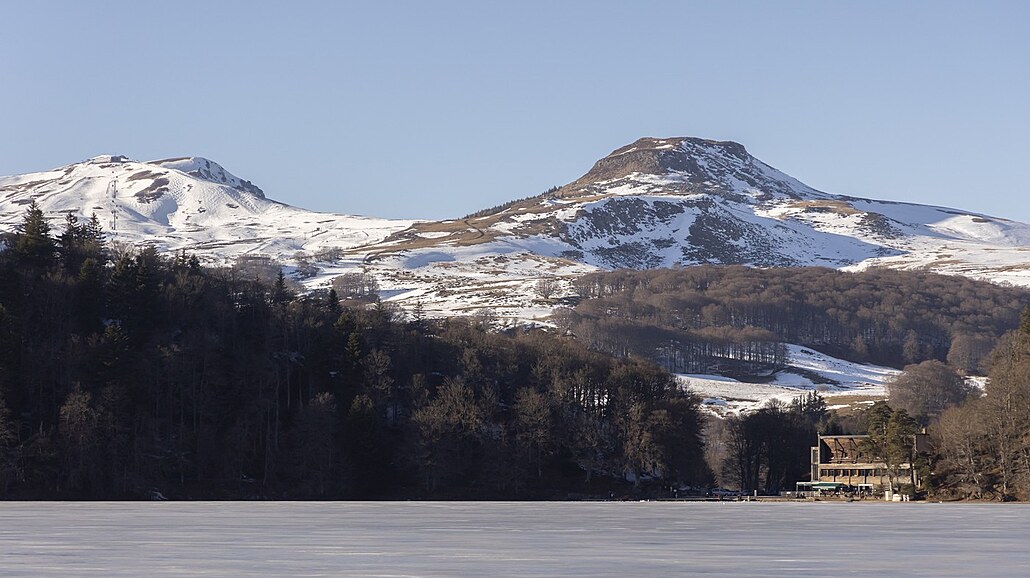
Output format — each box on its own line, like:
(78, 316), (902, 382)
(682, 344), (897, 416)
(367, 137), (1030, 285)
(4, 142), (1026, 411)
(0, 155), (413, 263)
(3, 138), (1029, 324)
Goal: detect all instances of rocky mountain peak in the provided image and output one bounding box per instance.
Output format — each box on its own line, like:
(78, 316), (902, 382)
(566, 137), (684, 187)
(555, 136), (824, 203)
(562, 137), (742, 185)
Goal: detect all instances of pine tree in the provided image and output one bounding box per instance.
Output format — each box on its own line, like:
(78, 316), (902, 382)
(80, 213), (107, 266)
(325, 288), (341, 316)
(866, 402), (919, 496)
(84, 213), (104, 241)
(108, 252), (158, 330)
(410, 298), (427, 332)
(171, 249), (200, 274)
(271, 269), (292, 305)
(58, 213), (91, 272)
(886, 409), (919, 493)
(75, 257), (106, 333)
(866, 401), (894, 489)
(14, 201), (55, 267)
(58, 213), (81, 253)
(345, 332), (363, 371)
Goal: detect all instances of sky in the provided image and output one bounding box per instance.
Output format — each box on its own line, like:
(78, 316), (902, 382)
(2, 1), (1029, 223)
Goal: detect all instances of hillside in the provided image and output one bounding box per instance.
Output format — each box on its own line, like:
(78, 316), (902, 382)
(0, 155), (413, 263)
(0, 241), (708, 499)
(362, 138), (1030, 311)
(3, 138), (1029, 324)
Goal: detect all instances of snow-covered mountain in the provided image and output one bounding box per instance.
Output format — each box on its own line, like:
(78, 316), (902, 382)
(2, 139), (1028, 323)
(349, 136), (1030, 319)
(373, 137), (1030, 279)
(0, 155), (413, 262)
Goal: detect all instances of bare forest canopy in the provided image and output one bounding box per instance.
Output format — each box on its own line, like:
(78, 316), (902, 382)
(564, 266), (1029, 374)
(0, 205), (709, 499)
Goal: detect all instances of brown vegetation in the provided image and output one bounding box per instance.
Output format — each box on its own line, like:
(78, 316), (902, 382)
(567, 265), (1027, 373)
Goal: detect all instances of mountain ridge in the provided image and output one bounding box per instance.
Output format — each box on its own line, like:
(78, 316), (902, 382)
(0, 154), (414, 262)
(2, 138), (1028, 321)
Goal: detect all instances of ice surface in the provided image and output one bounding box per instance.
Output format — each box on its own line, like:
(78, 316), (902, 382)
(0, 502), (1026, 577)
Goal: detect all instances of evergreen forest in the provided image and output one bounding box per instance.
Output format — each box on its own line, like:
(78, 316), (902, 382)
(1, 203), (1029, 500)
(0, 203), (708, 499)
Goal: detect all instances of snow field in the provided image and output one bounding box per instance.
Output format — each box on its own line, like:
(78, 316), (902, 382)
(680, 344), (897, 416)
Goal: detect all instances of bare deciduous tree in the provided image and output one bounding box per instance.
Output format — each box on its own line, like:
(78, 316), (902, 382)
(887, 360), (970, 425)
(535, 278), (561, 300)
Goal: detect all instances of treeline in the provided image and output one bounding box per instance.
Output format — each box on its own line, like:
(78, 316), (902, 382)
(712, 392), (830, 494)
(0, 203), (710, 499)
(564, 266), (1028, 372)
(930, 313), (1030, 500)
(793, 315), (1030, 501)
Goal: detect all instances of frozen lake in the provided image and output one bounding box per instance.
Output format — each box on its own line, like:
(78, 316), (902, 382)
(1, 501), (1027, 577)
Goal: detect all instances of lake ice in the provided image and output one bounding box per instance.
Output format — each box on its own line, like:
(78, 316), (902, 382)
(1, 501), (1026, 577)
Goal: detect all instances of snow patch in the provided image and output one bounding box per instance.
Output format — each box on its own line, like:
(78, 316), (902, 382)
(681, 344), (897, 416)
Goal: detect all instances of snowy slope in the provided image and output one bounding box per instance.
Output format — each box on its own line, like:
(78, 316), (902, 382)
(470, 137), (1030, 276)
(2, 138), (1028, 326)
(0, 155), (413, 264)
(2, 143), (1025, 410)
(342, 136), (1030, 322)
(679, 345), (898, 416)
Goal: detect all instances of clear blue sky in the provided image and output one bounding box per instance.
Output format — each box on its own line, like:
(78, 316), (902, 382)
(3, 1), (1029, 223)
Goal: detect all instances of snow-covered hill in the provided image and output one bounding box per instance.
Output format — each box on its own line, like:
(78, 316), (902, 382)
(680, 344), (899, 416)
(330, 136), (1030, 323)
(2, 138), (1028, 324)
(3, 142), (1025, 413)
(368, 137), (1030, 281)
(0, 155), (413, 263)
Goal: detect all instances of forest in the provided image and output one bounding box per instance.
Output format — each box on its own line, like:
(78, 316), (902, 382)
(1, 202), (1029, 500)
(0, 203), (709, 499)
(566, 267), (1030, 500)
(565, 266), (1028, 374)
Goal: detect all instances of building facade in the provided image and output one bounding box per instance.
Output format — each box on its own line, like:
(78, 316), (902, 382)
(799, 433), (929, 494)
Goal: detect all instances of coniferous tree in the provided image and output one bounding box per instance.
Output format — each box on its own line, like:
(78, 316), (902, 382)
(271, 269), (292, 305)
(58, 213), (81, 266)
(866, 402), (919, 496)
(14, 201), (55, 267)
(325, 288), (341, 317)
